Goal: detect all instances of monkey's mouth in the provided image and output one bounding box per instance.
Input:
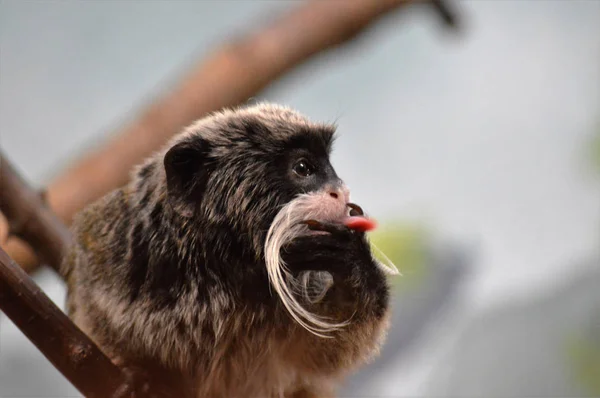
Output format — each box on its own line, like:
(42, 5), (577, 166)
(301, 203), (377, 234)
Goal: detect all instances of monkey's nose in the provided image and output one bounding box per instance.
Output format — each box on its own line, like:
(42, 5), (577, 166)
(326, 184), (350, 203)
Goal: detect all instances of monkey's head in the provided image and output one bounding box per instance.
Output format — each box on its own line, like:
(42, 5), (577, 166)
(158, 103), (392, 336)
(162, 104), (354, 250)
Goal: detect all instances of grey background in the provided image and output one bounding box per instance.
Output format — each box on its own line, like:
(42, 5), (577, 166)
(1, 1), (599, 396)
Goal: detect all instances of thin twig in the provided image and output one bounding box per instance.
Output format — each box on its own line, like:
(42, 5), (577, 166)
(2, 0), (459, 274)
(430, 0), (461, 28)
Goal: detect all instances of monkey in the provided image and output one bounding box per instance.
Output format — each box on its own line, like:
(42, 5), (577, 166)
(61, 103), (394, 397)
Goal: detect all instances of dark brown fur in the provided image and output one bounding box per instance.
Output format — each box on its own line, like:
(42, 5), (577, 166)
(62, 104), (390, 397)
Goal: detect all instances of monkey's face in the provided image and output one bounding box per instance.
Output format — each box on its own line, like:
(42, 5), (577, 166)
(162, 105), (390, 336)
(162, 109), (357, 252)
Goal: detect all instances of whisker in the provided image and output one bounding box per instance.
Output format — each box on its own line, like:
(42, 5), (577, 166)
(370, 242), (401, 276)
(264, 193), (350, 337)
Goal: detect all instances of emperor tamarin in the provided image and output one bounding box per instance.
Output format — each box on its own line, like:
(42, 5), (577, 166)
(61, 103), (393, 397)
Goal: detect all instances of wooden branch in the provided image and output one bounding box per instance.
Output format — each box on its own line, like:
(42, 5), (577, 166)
(0, 152), (71, 272)
(2, 0), (458, 273)
(0, 246), (134, 397)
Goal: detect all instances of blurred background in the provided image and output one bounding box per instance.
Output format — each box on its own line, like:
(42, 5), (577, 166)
(1, 1), (599, 397)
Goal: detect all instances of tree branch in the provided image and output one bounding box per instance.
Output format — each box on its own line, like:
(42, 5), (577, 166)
(0, 152), (71, 272)
(1, 0), (459, 274)
(0, 246), (135, 397)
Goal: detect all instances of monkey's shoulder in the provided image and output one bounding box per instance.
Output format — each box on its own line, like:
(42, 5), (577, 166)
(68, 187), (136, 269)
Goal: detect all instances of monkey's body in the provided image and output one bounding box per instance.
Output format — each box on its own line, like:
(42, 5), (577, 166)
(62, 104), (390, 397)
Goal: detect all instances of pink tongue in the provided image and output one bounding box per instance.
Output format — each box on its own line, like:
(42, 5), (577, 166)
(344, 216), (377, 232)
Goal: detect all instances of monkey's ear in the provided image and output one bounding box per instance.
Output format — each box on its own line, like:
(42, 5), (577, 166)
(164, 138), (211, 218)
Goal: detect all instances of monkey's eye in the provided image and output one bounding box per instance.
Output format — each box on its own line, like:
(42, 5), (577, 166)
(293, 160), (314, 177)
